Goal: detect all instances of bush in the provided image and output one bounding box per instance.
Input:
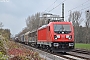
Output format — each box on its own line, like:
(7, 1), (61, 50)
(0, 52), (8, 60)
(0, 40), (6, 55)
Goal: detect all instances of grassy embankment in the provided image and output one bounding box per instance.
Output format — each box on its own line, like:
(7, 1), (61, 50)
(75, 43), (90, 50)
(0, 29), (45, 60)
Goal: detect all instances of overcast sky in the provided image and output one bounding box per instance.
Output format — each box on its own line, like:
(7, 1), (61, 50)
(0, 0), (90, 36)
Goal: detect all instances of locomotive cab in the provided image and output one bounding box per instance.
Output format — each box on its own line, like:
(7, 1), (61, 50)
(49, 22), (74, 52)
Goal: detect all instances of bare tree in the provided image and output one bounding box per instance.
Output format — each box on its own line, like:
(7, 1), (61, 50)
(26, 13), (40, 31)
(68, 11), (83, 26)
(68, 11), (72, 22)
(84, 10), (90, 43)
(0, 22), (4, 29)
(26, 16), (31, 29)
(68, 11), (83, 43)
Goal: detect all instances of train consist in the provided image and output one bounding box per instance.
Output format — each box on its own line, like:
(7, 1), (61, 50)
(16, 18), (74, 52)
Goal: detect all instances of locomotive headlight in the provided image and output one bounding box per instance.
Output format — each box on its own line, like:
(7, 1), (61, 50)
(57, 35), (60, 38)
(54, 35), (57, 39)
(54, 35), (60, 40)
(55, 38), (57, 39)
(69, 35), (72, 40)
(66, 35), (72, 40)
(66, 35), (69, 38)
(68, 37), (71, 39)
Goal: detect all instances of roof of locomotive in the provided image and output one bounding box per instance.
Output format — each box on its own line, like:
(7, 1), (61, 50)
(38, 24), (48, 30)
(38, 21), (72, 30)
(49, 21), (72, 25)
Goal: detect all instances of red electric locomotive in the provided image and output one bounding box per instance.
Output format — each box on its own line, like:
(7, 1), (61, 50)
(37, 21), (74, 52)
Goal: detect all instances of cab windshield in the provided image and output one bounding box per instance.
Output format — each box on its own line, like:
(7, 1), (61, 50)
(54, 24), (71, 34)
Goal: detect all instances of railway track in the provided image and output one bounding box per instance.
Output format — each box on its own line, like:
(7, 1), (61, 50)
(72, 49), (90, 55)
(66, 52), (90, 60)
(19, 43), (90, 60)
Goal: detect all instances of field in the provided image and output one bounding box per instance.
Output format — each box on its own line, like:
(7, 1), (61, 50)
(75, 43), (90, 50)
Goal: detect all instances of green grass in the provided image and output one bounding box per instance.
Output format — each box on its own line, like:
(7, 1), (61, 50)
(75, 43), (90, 50)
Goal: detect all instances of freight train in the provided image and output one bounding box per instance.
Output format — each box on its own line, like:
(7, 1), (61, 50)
(16, 19), (74, 52)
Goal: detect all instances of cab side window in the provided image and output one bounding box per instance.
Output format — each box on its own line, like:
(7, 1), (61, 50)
(48, 26), (50, 31)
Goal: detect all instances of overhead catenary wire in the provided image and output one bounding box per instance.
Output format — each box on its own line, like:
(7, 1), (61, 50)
(48, 0), (67, 12)
(44, 0), (90, 19)
(44, 0), (58, 12)
(47, 0), (89, 20)
(45, 0), (90, 14)
(65, 5), (90, 18)
(68, 0), (90, 12)
(65, 0), (90, 18)
(79, 5), (90, 12)
(65, 5), (90, 22)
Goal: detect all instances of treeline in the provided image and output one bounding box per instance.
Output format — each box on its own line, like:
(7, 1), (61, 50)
(17, 10), (90, 43)
(17, 13), (50, 37)
(0, 29), (11, 40)
(68, 10), (90, 43)
(0, 24), (11, 59)
(74, 26), (90, 43)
